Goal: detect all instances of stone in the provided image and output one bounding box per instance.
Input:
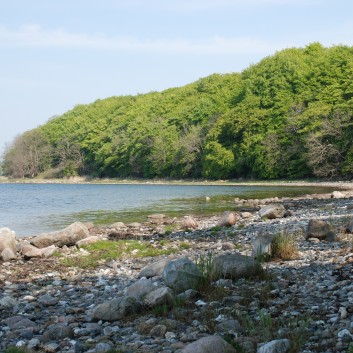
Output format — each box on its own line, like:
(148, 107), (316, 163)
(259, 204), (286, 219)
(110, 222), (126, 228)
(42, 324), (74, 342)
(331, 191), (346, 198)
(150, 324), (167, 337)
(20, 242), (57, 258)
(182, 335), (237, 353)
(257, 339), (291, 353)
(148, 214), (166, 224)
(306, 219), (331, 240)
(139, 258), (171, 278)
(92, 296), (140, 321)
(162, 258), (202, 294)
(143, 286), (174, 307)
(31, 222), (90, 248)
(181, 216), (198, 229)
(252, 234), (276, 259)
(222, 242), (236, 250)
(93, 342), (113, 352)
(124, 278), (155, 299)
(76, 236), (102, 247)
(38, 294), (59, 306)
(211, 253), (261, 280)
(217, 211), (239, 227)
(0, 227), (17, 260)
(1, 247), (17, 261)
(0, 296), (18, 308)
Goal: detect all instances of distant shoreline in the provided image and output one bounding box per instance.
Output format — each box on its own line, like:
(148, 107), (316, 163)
(0, 176), (353, 190)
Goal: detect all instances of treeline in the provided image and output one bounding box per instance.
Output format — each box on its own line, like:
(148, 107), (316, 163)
(2, 43), (353, 180)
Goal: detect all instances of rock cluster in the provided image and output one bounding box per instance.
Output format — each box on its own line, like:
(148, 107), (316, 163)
(1, 189), (353, 352)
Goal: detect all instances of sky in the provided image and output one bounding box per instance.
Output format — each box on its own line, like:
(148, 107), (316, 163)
(1, 0), (353, 153)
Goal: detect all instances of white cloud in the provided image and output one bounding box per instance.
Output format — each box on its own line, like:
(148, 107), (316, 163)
(0, 24), (278, 55)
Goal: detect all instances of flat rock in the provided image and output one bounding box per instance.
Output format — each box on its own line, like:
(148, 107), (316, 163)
(31, 222), (90, 248)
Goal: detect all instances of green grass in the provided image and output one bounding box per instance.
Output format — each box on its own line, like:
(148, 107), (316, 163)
(59, 240), (178, 268)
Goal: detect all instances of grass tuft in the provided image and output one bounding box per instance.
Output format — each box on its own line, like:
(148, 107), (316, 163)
(271, 232), (299, 261)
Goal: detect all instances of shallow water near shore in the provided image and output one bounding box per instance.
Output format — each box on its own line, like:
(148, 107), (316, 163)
(0, 183), (335, 237)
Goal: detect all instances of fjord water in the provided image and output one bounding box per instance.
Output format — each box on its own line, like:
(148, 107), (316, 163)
(0, 183), (333, 237)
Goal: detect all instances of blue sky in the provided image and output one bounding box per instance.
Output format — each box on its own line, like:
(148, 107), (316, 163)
(1, 0), (353, 153)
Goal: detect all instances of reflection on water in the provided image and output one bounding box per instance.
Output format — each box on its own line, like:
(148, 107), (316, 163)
(0, 183), (334, 237)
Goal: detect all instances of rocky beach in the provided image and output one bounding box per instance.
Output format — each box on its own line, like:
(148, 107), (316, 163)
(2, 184), (353, 353)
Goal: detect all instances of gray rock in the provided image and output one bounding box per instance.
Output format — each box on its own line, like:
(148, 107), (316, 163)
(182, 335), (237, 353)
(124, 278), (155, 299)
(93, 342), (113, 352)
(257, 339), (291, 353)
(42, 324), (74, 342)
(92, 296), (140, 321)
(31, 222), (90, 248)
(38, 294), (59, 306)
(143, 286), (174, 307)
(217, 211), (239, 227)
(162, 258), (202, 294)
(4, 316), (37, 330)
(139, 258), (171, 278)
(252, 234), (275, 259)
(0, 296), (18, 308)
(211, 253), (261, 280)
(259, 204), (286, 219)
(306, 219), (331, 240)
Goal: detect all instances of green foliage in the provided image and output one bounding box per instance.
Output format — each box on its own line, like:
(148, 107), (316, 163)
(3, 43), (353, 180)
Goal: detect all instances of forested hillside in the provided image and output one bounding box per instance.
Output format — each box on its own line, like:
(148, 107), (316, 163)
(2, 43), (353, 180)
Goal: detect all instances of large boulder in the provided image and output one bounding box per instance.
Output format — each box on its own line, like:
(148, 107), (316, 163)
(211, 253), (261, 280)
(31, 222), (90, 248)
(217, 211), (239, 227)
(0, 228), (17, 261)
(259, 204), (286, 219)
(92, 296), (140, 322)
(162, 258), (202, 294)
(306, 219), (332, 240)
(182, 336), (237, 353)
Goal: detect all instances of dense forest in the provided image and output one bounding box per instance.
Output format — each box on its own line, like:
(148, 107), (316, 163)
(2, 43), (353, 180)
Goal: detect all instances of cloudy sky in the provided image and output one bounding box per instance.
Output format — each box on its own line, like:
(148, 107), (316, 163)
(1, 0), (353, 152)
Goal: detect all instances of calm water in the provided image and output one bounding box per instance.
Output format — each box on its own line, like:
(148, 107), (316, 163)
(0, 183), (333, 237)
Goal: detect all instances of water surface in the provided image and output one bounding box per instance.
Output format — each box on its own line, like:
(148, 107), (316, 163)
(0, 183), (333, 237)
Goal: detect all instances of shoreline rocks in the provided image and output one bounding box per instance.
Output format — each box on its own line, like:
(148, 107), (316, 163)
(1, 190), (353, 352)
